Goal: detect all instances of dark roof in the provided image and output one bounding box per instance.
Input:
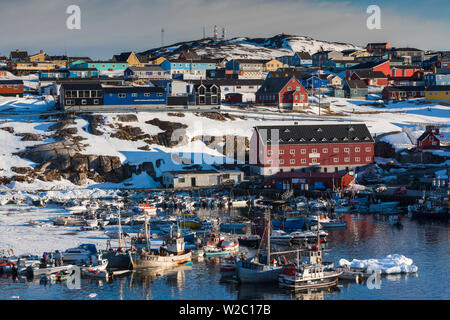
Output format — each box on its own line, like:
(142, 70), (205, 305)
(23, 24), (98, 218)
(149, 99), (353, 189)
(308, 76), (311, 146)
(328, 59), (357, 64)
(61, 83), (103, 90)
(189, 79), (264, 86)
(0, 80), (23, 85)
(269, 70), (305, 79)
(178, 50), (201, 60)
(295, 52), (312, 60)
(10, 51), (28, 59)
(256, 77), (295, 95)
(231, 59), (268, 64)
(103, 86), (165, 94)
(271, 171), (348, 179)
(352, 70), (387, 79)
(127, 66), (165, 71)
(68, 68), (98, 72)
(367, 42), (389, 46)
(392, 47), (423, 52)
(255, 124), (374, 145)
(349, 60), (389, 70)
(383, 86), (425, 92)
(391, 65), (422, 69)
(168, 59), (217, 64)
(427, 85), (450, 91)
(112, 52), (132, 62)
(166, 170), (221, 175)
(345, 80), (368, 89)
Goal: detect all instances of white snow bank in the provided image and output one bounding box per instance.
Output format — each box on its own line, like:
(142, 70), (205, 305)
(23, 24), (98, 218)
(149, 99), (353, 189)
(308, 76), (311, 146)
(339, 254), (418, 274)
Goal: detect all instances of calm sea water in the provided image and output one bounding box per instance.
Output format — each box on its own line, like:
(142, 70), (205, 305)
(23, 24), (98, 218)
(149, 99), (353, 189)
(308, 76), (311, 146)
(1, 211), (448, 300)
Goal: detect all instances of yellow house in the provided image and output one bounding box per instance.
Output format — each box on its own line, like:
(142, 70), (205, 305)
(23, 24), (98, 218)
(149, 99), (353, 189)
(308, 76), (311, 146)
(148, 57), (167, 66)
(8, 61), (56, 74)
(29, 50), (46, 62)
(264, 59), (283, 72)
(327, 74), (343, 86)
(425, 85), (450, 102)
(112, 52), (150, 67)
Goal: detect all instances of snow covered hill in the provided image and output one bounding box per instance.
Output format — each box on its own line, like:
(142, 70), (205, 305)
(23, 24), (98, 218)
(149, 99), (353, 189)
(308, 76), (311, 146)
(139, 34), (362, 60)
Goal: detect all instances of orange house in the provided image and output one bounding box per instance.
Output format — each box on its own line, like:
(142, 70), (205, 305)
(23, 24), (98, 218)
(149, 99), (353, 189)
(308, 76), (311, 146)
(0, 80), (24, 97)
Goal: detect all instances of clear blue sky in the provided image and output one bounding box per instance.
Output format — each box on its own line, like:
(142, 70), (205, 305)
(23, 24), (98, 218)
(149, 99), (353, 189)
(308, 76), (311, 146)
(0, 0), (448, 59)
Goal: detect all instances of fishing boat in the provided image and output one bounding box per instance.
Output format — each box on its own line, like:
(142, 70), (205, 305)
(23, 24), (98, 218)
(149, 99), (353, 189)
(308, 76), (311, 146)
(81, 255), (109, 279)
(62, 244), (98, 265)
(238, 234), (261, 248)
(236, 209), (285, 283)
(220, 256), (237, 275)
(203, 247), (231, 258)
(270, 230), (293, 245)
(334, 265), (371, 282)
(130, 216), (191, 269)
(279, 217), (342, 290)
(369, 201), (400, 214)
(408, 196), (449, 221)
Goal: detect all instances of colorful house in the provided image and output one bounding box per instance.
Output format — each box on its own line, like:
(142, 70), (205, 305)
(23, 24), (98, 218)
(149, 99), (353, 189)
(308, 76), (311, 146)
(0, 80), (24, 97)
(250, 123), (374, 175)
(277, 52), (312, 67)
(255, 76), (308, 109)
(264, 59), (284, 72)
(70, 61), (129, 73)
(417, 126), (441, 151)
(161, 59), (217, 79)
(424, 72), (450, 86)
(343, 80), (368, 99)
(9, 50), (28, 61)
(103, 86), (166, 106)
(325, 60), (358, 73)
(124, 66), (170, 81)
(425, 85), (450, 103)
(350, 70), (388, 86)
(381, 86), (425, 100)
(29, 50), (46, 62)
(112, 52), (149, 67)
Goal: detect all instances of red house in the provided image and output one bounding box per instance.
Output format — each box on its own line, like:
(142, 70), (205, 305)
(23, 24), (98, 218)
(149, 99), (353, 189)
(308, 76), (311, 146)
(255, 76), (308, 110)
(417, 126), (441, 150)
(346, 60), (391, 78)
(250, 124), (375, 176)
(381, 86), (425, 100)
(389, 65), (424, 82)
(350, 70), (388, 86)
(0, 80), (24, 97)
(268, 171), (355, 191)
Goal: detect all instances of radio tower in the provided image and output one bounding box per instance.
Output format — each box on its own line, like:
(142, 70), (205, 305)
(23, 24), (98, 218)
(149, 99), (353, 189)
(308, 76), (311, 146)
(161, 28), (165, 47)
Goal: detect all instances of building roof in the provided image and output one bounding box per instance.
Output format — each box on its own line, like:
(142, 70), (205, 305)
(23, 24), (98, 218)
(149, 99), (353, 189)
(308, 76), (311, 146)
(230, 59), (268, 64)
(345, 80), (368, 89)
(60, 83), (103, 90)
(189, 79), (264, 86)
(254, 123), (374, 145)
(127, 66), (166, 72)
(352, 70), (387, 79)
(178, 50), (201, 60)
(10, 50), (28, 60)
(269, 70), (305, 79)
(295, 52), (312, 60)
(112, 52), (133, 62)
(349, 60), (389, 70)
(383, 85), (425, 92)
(392, 47), (423, 52)
(256, 77), (297, 95)
(270, 171), (348, 179)
(0, 80), (23, 85)
(426, 85), (450, 91)
(103, 86), (165, 94)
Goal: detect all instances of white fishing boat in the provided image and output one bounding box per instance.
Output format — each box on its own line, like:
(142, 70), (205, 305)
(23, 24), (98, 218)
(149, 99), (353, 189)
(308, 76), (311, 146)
(62, 244), (98, 264)
(81, 255), (109, 279)
(335, 265), (371, 282)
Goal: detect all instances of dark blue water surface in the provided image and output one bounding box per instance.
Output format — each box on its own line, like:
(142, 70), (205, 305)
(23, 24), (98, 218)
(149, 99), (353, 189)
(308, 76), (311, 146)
(1, 213), (448, 300)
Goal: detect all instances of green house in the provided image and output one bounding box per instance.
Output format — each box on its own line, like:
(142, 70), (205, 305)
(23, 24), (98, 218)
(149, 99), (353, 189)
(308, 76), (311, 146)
(343, 80), (368, 99)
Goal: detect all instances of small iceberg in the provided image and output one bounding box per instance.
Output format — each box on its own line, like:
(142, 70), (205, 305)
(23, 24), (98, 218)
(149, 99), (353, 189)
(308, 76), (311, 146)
(339, 254), (418, 274)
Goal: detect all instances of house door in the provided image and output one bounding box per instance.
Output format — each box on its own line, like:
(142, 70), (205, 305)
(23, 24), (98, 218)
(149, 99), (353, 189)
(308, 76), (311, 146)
(191, 177), (196, 187)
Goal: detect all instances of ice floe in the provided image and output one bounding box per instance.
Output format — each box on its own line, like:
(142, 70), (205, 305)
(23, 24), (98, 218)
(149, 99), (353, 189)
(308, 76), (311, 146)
(339, 254), (418, 274)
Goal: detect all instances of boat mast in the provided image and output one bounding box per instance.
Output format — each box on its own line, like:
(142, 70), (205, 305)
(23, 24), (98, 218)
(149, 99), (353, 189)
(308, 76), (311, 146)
(118, 205), (123, 248)
(266, 208), (271, 266)
(144, 214), (150, 252)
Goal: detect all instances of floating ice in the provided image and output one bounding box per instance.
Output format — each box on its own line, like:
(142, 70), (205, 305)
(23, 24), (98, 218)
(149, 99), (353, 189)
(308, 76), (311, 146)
(339, 254), (418, 274)
(89, 293), (97, 298)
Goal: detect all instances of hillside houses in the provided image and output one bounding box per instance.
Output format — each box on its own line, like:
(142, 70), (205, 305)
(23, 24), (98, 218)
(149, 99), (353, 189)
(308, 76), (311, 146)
(255, 76), (308, 110)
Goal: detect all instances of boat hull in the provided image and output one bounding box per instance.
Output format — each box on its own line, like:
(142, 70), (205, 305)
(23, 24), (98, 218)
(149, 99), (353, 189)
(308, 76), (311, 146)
(279, 272), (341, 290)
(131, 251), (192, 269)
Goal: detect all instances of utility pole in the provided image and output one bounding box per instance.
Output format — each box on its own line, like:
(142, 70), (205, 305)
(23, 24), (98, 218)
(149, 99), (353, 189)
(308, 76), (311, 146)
(161, 28), (165, 47)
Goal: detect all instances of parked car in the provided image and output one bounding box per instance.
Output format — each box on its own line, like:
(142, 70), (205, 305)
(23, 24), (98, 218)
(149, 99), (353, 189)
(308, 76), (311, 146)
(393, 186), (407, 195)
(375, 184), (387, 193)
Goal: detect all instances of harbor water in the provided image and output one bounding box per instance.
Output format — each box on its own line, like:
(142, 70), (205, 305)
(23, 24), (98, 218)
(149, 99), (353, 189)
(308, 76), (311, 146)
(0, 207), (448, 300)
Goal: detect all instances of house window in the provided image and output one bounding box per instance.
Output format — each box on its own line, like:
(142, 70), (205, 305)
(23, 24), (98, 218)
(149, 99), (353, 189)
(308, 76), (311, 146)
(290, 149), (295, 155)
(312, 148), (317, 153)
(132, 93), (137, 97)
(65, 100), (72, 105)
(81, 99), (87, 105)
(179, 178), (185, 183)
(355, 157), (360, 162)
(344, 157), (350, 162)
(322, 148), (328, 153)
(301, 159), (306, 164)
(144, 93), (150, 97)
(344, 147), (350, 153)
(157, 93), (163, 97)
(279, 150), (284, 155)
(355, 147), (360, 152)
(268, 160), (273, 165)
(333, 147), (339, 153)
(94, 99), (99, 105)
(365, 147), (371, 152)
(199, 96), (205, 104)
(334, 158), (339, 163)
(287, 86), (292, 91)
(211, 96), (218, 104)
(312, 158), (317, 163)
(366, 157), (372, 162)
(280, 160), (284, 164)
(267, 150), (273, 155)
(290, 159), (295, 164)
(301, 149), (306, 154)
(118, 93), (126, 98)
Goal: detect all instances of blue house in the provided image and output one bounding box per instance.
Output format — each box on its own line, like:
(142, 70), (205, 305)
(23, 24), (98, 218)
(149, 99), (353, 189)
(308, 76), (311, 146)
(39, 70), (69, 79)
(325, 60), (359, 72)
(277, 52), (312, 67)
(424, 72), (450, 86)
(68, 68), (99, 78)
(301, 74), (328, 88)
(103, 86), (166, 105)
(161, 59), (217, 78)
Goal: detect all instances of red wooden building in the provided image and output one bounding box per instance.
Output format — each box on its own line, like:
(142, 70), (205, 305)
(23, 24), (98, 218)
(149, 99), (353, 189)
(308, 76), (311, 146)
(381, 86), (425, 100)
(417, 126), (441, 150)
(268, 171), (354, 191)
(250, 124), (375, 176)
(389, 65), (423, 82)
(0, 80), (24, 97)
(346, 60), (390, 78)
(350, 70), (388, 86)
(255, 76), (308, 110)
